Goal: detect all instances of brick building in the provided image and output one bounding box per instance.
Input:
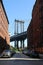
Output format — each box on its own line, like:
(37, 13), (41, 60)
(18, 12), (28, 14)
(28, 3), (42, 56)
(27, 19), (33, 49)
(0, 0), (10, 53)
(27, 0), (43, 53)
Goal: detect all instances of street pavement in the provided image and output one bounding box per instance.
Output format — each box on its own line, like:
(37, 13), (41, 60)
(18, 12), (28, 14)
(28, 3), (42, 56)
(12, 53), (29, 58)
(0, 53), (43, 65)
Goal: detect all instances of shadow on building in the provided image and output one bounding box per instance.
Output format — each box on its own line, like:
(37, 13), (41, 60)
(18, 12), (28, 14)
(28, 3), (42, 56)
(0, 36), (10, 53)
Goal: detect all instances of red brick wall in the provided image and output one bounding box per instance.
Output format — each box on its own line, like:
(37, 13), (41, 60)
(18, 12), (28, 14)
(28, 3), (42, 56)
(27, 0), (43, 53)
(27, 20), (33, 49)
(0, 1), (10, 44)
(0, 1), (10, 53)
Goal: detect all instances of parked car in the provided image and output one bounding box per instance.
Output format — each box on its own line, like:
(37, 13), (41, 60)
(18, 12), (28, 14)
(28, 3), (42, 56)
(26, 49), (32, 56)
(11, 50), (16, 56)
(22, 49), (39, 58)
(0, 50), (13, 58)
(0, 54), (3, 58)
(22, 49), (28, 55)
(30, 50), (39, 58)
(22, 49), (31, 56)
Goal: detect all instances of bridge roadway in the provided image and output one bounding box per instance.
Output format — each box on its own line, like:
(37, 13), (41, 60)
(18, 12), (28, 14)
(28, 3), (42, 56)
(10, 31), (27, 42)
(10, 31), (27, 49)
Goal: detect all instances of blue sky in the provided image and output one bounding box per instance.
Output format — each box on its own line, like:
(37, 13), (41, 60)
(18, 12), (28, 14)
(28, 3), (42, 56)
(3, 0), (35, 36)
(3, 0), (36, 47)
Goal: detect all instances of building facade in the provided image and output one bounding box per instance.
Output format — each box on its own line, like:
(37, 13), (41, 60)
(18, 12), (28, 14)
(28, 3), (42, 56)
(0, 0), (10, 53)
(27, 19), (33, 49)
(27, 0), (43, 53)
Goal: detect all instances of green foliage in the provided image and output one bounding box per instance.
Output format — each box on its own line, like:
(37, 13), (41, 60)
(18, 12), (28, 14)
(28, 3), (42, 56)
(10, 46), (18, 52)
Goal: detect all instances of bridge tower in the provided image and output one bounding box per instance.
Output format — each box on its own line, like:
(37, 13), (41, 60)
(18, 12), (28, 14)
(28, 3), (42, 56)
(14, 19), (24, 49)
